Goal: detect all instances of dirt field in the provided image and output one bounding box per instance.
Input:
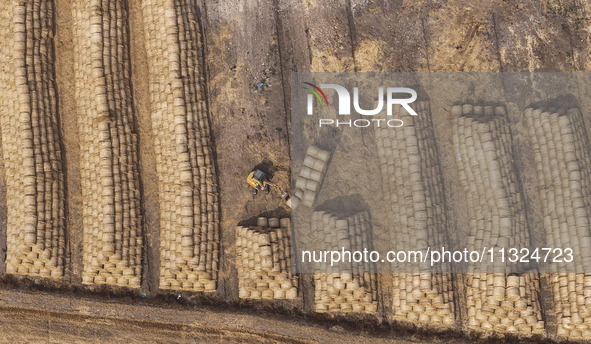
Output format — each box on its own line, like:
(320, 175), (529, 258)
(2, 0), (591, 342)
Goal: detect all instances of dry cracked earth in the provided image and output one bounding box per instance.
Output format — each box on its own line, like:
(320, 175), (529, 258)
(1, 0), (591, 343)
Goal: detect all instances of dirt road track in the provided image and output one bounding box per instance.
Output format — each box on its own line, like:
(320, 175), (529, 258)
(2, 0), (591, 342)
(0, 289), (439, 344)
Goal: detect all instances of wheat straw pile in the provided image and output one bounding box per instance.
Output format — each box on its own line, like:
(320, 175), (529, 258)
(73, 0), (142, 287)
(525, 108), (591, 339)
(292, 145), (330, 209)
(141, 0), (219, 292)
(375, 102), (455, 327)
(310, 210), (377, 314)
(236, 217), (298, 300)
(453, 105), (544, 335)
(0, 0), (66, 279)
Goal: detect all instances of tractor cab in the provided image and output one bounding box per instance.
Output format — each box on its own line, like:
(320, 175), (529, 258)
(247, 169), (270, 195)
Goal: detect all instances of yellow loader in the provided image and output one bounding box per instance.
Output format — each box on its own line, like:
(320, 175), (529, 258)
(246, 168), (291, 207)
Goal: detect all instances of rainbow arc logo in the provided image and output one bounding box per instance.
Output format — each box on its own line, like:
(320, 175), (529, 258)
(302, 82), (329, 107)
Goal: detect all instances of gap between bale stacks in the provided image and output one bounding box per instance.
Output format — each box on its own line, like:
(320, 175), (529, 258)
(0, 0), (66, 279)
(453, 104), (544, 336)
(140, 0), (219, 292)
(72, 0), (142, 287)
(236, 217), (298, 300)
(525, 107), (591, 339)
(375, 102), (455, 327)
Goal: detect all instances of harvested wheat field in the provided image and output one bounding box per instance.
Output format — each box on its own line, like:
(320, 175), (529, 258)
(1, 0), (591, 343)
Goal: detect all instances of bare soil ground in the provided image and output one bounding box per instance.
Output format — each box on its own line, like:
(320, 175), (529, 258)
(2, 0), (591, 342)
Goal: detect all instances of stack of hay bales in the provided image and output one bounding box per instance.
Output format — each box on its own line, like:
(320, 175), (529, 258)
(140, 0), (219, 291)
(73, 0), (142, 287)
(375, 102), (455, 327)
(311, 210), (377, 314)
(453, 104), (544, 335)
(525, 108), (591, 339)
(0, 0), (66, 278)
(235, 217), (298, 299)
(292, 145), (331, 209)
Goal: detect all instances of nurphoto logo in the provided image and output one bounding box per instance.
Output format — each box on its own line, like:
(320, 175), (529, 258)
(303, 82), (418, 128)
